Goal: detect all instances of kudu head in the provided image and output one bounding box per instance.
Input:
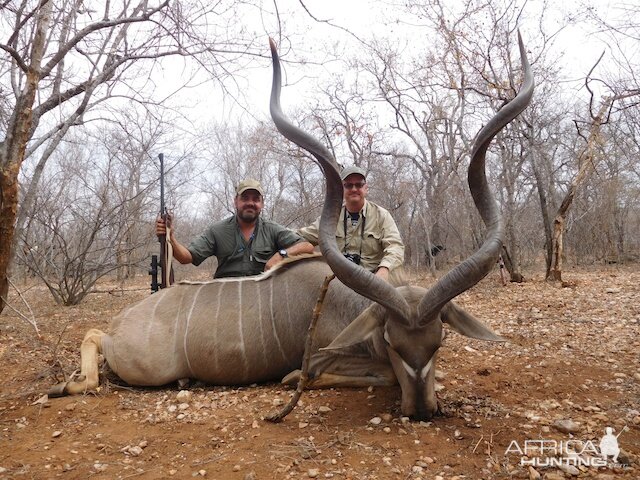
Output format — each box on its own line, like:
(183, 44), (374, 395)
(269, 36), (534, 420)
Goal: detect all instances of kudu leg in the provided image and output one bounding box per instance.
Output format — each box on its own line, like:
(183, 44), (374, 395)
(49, 329), (104, 397)
(283, 356), (397, 388)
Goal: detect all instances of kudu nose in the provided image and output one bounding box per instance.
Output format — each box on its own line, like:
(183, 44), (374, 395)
(409, 406), (437, 422)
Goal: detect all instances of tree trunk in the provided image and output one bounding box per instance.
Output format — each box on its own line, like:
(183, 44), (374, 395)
(501, 245), (524, 282)
(0, 3), (52, 314)
(546, 97), (612, 282)
(528, 129), (554, 278)
(548, 214), (565, 281)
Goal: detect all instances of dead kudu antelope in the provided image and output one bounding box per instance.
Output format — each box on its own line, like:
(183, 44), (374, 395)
(50, 36), (533, 421)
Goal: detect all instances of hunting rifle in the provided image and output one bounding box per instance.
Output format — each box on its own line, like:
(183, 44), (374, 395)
(149, 153), (174, 292)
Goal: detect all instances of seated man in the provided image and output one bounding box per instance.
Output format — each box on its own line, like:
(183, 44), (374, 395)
(156, 179), (314, 278)
(298, 166), (404, 281)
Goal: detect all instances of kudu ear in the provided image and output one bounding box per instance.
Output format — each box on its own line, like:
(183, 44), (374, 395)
(320, 304), (386, 351)
(441, 302), (506, 342)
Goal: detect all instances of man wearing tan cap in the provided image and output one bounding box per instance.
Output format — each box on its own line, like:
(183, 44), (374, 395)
(298, 166), (404, 281)
(156, 179), (314, 278)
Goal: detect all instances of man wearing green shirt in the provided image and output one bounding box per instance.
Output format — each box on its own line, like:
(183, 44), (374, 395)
(298, 166), (405, 281)
(156, 179), (314, 278)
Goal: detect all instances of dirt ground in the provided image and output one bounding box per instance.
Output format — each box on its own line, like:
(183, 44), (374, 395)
(0, 265), (639, 480)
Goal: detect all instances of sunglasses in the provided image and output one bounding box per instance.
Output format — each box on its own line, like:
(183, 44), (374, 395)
(343, 181), (366, 190)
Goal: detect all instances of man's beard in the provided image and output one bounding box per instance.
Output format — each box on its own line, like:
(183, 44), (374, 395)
(237, 207), (259, 222)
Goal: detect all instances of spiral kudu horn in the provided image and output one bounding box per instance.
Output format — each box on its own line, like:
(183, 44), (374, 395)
(416, 31), (534, 324)
(269, 38), (410, 321)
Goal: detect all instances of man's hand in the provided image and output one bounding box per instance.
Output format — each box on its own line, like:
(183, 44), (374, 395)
(375, 266), (390, 281)
(156, 213), (173, 238)
(156, 213), (192, 265)
(265, 251), (286, 271)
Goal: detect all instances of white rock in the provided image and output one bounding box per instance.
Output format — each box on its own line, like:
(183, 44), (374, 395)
(381, 413), (393, 422)
(308, 468), (319, 478)
(128, 446), (144, 456)
(176, 390), (192, 402)
(369, 416), (382, 425)
(31, 395), (49, 406)
(51, 430), (62, 438)
(558, 463), (580, 476)
(553, 419), (580, 434)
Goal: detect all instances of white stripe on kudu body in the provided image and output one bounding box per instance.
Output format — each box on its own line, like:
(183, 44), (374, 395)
(183, 284), (204, 378)
(213, 282), (223, 373)
(268, 276), (289, 364)
(256, 278), (269, 368)
(237, 281), (248, 380)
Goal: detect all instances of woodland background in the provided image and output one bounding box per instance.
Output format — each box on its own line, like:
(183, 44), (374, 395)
(1, 0), (639, 311)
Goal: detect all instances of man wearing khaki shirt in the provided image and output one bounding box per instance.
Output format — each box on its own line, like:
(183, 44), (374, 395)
(298, 166), (404, 281)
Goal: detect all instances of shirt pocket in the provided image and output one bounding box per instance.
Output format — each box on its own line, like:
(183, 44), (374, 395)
(362, 231), (382, 256)
(251, 248), (272, 265)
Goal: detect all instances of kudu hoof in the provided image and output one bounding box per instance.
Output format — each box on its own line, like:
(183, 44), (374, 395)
(281, 370), (301, 386)
(48, 382), (69, 398)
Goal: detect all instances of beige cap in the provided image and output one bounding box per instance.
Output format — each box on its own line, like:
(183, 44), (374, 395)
(340, 166), (367, 181)
(236, 178), (265, 196)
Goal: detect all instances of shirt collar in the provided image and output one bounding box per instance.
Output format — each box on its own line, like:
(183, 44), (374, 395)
(234, 215), (260, 232)
(344, 199), (369, 218)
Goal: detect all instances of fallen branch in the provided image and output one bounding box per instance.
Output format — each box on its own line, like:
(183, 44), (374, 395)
(265, 274), (335, 423)
(87, 287), (151, 295)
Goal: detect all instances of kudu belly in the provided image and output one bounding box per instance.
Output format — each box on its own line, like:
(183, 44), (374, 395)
(102, 262), (341, 386)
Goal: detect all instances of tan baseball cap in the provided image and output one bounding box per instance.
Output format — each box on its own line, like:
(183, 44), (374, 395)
(340, 166), (367, 181)
(236, 179), (265, 196)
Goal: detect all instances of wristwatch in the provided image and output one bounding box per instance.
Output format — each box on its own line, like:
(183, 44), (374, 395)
(278, 249), (288, 258)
